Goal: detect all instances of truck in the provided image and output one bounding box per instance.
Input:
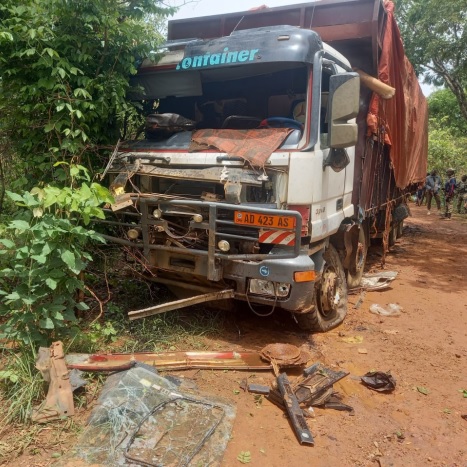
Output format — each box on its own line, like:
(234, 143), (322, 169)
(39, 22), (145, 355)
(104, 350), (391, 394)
(101, 0), (428, 330)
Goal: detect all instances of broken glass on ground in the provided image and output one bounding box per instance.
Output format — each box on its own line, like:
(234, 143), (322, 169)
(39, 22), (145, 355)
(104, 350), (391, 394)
(56, 365), (235, 466)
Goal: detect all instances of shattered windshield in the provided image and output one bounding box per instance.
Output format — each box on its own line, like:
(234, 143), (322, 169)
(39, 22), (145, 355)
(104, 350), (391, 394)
(138, 62), (309, 131)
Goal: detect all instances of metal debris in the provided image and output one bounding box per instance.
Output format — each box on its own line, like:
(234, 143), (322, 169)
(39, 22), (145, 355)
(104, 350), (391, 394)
(66, 350), (274, 372)
(32, 341), (75, 423)
(277, 372), (314, 446)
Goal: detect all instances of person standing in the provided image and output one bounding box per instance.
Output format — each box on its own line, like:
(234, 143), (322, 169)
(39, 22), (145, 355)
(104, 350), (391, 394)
(425, 170), (441, 215)
(442, 168), (456, 220)
(456, 174), (467, 214)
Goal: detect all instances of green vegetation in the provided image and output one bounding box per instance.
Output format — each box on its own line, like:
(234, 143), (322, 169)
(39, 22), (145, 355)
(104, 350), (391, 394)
(395, 0), (467, 122)
(395, 0), (467, 177)
(427, 90), (467, 177)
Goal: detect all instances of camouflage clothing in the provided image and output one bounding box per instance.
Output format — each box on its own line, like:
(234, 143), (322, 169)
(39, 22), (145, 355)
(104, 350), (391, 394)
(443, 176), (456, 218)
(457, 179), (467, 213)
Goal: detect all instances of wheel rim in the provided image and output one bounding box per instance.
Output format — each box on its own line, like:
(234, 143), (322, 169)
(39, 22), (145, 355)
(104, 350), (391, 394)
(317, 265), (342, 317)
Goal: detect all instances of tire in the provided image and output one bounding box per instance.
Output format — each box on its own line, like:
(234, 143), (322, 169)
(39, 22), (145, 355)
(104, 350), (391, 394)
(396, 220), (404, 239)
(346, 225), (368, 289)
(295, 244), (348, 332)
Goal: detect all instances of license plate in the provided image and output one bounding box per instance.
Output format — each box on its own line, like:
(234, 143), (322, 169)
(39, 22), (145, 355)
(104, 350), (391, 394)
(234, 211), (296, 230)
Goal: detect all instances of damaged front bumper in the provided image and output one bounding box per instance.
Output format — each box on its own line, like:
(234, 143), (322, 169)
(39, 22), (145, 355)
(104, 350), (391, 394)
(99, 197), (317, 313)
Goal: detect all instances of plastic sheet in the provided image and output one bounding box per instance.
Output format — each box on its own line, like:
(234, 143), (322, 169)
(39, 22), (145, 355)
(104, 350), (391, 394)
(57, 366), (235, 466)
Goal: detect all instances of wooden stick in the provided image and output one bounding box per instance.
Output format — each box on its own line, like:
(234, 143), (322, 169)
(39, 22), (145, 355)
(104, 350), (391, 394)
(354, 68), (396, 99)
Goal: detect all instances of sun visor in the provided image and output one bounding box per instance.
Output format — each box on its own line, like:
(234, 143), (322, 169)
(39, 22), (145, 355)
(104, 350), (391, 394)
(129, 70), (202, 100)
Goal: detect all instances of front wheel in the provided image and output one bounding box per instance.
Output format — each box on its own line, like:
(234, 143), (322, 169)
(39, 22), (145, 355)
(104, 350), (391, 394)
(295, 244), (348, 332)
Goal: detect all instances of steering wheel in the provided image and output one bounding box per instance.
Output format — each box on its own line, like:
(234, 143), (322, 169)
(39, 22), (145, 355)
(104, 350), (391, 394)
(262, 117), (303, 131)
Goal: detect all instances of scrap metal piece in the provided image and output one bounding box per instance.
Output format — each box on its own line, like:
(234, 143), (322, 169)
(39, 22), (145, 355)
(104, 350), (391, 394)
(294, 363), (349, 405)
(66, 350), (273, 372)
(246, 384), (270, 395)
(32, 341), (75, 423)
(111, 193), (133, 212)
(276, 372), (314, 446)
(259, 343), (311, 368)
(128, 289), (234, 321)
(361, 371), (396, 392)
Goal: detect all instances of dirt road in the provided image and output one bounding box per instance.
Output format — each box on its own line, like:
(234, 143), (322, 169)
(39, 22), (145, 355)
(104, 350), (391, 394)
(189, 204), (467, 466)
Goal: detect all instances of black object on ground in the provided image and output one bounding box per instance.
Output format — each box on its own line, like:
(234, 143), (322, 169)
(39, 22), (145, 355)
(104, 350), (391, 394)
(361, 371), (396, 392)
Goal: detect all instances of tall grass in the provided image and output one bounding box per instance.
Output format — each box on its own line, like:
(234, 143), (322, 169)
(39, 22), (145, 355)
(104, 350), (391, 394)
(0, 346), (46, 426)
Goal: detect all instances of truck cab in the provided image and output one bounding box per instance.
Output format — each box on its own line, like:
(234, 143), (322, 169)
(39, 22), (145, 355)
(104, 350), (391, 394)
(103, 0), (427, 331)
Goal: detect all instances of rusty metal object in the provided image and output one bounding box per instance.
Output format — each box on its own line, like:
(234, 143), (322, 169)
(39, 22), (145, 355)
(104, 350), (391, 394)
(128, 289), (234, 321)
(32, 341), (75, 423)
(276, 373), (314, 446)
(66, 350), (273, 372)
(293, 363), (349, 405)
(259, 343), (311, 368)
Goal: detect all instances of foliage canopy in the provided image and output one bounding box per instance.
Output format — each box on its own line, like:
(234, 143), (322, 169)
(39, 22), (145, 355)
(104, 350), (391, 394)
(394, 0), (467, 123)
(0, 0), (173, 189)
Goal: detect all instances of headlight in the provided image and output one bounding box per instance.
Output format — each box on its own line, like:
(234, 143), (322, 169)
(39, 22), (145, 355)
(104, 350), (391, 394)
(249, 279), (290, 297)
(218, 240), (230, 252)
(152, 208), (162, 219)
(127, 228), (140, 240)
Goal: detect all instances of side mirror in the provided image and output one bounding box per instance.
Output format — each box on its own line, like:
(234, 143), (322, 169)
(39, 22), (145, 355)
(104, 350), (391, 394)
(323, 148), (350, 172)
(327, 73), (360, 148)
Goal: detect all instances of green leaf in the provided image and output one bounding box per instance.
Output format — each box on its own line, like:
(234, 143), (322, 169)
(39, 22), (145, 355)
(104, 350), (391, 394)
(75, 302), (89, 311)
(417, 386), (429, 395)
(31, 255), (47, 264)
(39, 318), (55, 329)
(46, 278), (58, 290)
(0, 239), (15, 249)
(9, 220), (30, 230)
(0, 370), (19, 383)
(61, 250), (76, 270)
(57, 67), (66, 79)
(5, 292), (21, 301)
(52, 311), (64, 320)
(6, 191), (25, 203)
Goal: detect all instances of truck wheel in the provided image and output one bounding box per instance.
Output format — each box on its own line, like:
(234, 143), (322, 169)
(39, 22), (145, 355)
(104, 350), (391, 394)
(396, 220), (404, 238)
(295, 244), (348, 332)
(346, 225), (368, 289)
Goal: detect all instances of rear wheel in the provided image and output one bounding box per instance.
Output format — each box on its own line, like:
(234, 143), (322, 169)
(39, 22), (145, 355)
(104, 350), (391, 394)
(346, 225), (368, 289)
(295, 244), (348, 332)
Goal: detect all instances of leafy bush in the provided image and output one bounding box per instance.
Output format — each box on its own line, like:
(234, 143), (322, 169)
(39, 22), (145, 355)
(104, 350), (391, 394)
(0, 165), (113, 346)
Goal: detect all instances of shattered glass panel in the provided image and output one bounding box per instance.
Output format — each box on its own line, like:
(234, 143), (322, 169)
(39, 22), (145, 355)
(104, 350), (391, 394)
(57, 366), (235, 466)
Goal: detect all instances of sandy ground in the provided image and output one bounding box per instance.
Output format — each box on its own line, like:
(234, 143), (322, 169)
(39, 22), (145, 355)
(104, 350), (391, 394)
(3, 204), (467, 466)
(189, 204), (467, 467)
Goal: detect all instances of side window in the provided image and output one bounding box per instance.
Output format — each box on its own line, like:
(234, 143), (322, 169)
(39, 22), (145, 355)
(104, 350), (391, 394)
(320, 71), (332, 148)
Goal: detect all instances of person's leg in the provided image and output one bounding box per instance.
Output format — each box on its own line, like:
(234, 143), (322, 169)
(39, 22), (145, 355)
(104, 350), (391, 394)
(426, 191), (432, 213)
(443, 197), (453, 219)
(434, 192), (441, 210)
(457, 196), (462, 214)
